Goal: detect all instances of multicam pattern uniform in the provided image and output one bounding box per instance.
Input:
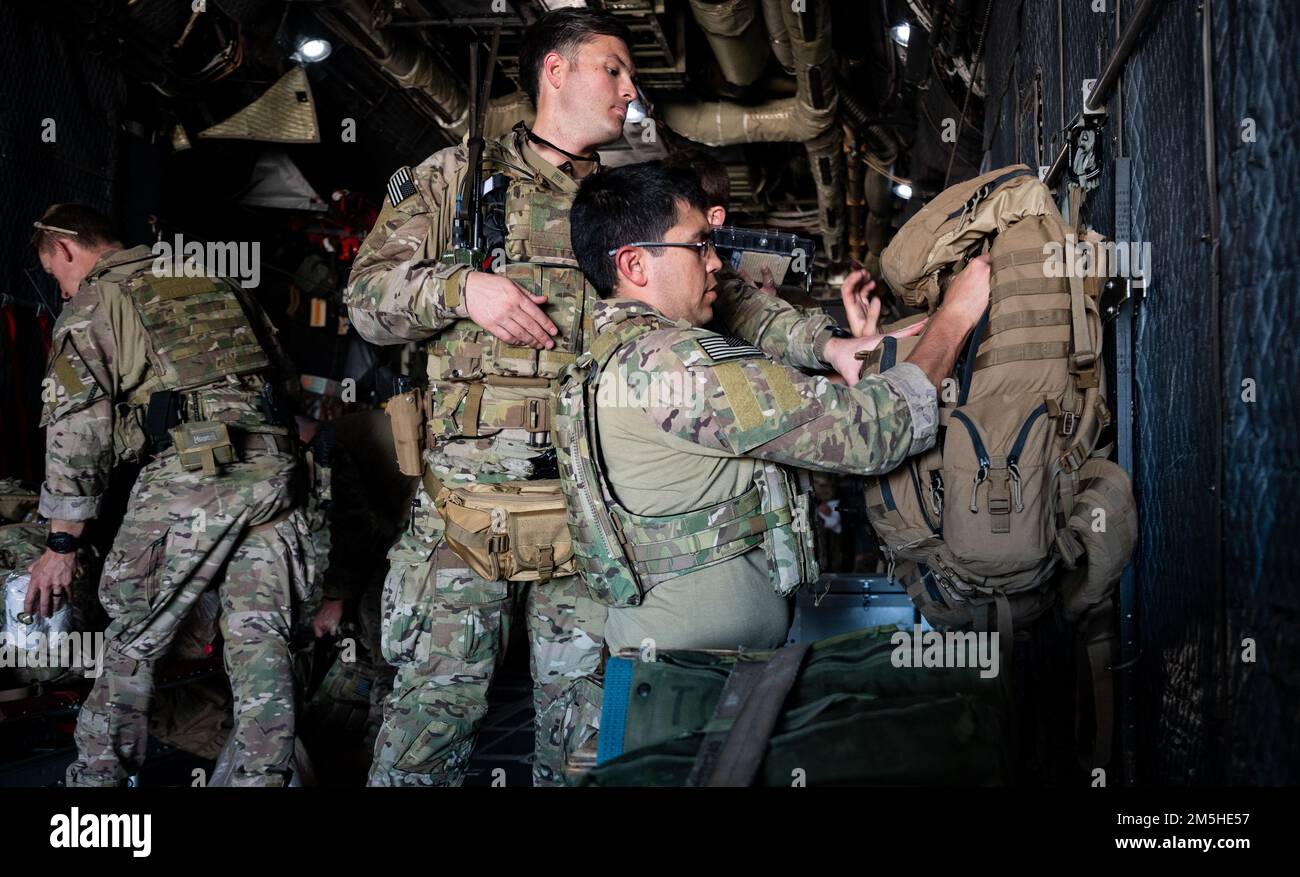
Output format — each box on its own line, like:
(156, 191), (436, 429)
(41, 247), (319, 787)
(345, 124), (840, 786)
(588, 299), (939, 652)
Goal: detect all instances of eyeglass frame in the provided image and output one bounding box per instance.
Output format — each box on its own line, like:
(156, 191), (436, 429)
(607, 239), (716, 259)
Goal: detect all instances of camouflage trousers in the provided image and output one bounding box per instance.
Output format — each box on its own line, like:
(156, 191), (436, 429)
(66, 445), (319, 787)
(369, 481), (605, 787)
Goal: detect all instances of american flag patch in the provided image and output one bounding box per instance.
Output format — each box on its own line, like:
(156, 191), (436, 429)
(386, 166), (417, 206)
(697, 334), (764, 363)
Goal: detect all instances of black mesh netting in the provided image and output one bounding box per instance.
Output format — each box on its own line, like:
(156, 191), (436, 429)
(984, 0), (1298, 784)
(0, 8), (124, 482)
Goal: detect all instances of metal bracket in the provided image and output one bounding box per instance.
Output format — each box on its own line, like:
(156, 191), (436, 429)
(1081, 78), (1108, 117)
(1100, 276), (1133, 322)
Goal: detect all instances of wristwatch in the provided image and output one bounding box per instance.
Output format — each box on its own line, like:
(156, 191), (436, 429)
(46, 531), (82, 554)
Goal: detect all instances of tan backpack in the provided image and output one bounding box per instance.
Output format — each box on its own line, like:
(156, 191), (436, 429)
(860, 165), (1137, 640)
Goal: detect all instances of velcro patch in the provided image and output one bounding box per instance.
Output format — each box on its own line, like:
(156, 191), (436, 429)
(387, 166), (417, 207)
(696, 334), (764, 364)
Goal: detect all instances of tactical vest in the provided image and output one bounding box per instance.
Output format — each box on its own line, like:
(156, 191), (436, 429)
(424, 129), (593, 451)
(94, 256), (272, 409)
(554, 315), (819, 609)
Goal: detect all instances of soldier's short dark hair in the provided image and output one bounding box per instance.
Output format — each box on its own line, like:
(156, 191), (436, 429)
(662, 150), (731, 211)
(31, 203), (121, 253)
(520, 8), (633, 105)
(572, 160), (711, 297)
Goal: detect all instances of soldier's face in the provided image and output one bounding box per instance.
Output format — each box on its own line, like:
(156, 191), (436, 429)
(550, 36), (637, 144)
(647, 203), (723, 327)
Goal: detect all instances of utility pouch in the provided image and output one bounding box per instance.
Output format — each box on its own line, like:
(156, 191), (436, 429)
(433, 479), (576, 584)
(170, 421), (236, 476)
(386, 388), (426, 477)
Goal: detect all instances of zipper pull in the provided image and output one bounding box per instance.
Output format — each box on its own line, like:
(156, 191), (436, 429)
(970, 464), (988, 513)
(1009, 463), (1024, 512)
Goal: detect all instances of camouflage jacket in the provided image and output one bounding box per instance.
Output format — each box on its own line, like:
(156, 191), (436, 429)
(344, 125), (839, 478)
(591, 297), (939, 521)
(38, 246), (291, 522)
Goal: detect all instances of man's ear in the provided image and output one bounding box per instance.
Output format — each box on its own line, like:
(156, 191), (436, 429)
(543, 51), (568, 93)
(613, 247), (649, 291)
(707, 206), (727, 227)
(55, 239), (76, 264)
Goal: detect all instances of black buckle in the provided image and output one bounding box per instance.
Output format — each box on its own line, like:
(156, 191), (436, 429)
(527, 448), (558, 480)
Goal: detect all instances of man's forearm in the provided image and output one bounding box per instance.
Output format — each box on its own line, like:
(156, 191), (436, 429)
(906, 306), (979, 390)
(713, 271), (835, 370)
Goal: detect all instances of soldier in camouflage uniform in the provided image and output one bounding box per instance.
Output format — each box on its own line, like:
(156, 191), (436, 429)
(568, 162), (991, 650)
(26, 204), (319, 787)
(345, 9), (881, 786)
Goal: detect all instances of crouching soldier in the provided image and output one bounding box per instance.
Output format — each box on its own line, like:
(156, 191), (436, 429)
(562, 163), (990, 652)
(26, 204), (319, 786)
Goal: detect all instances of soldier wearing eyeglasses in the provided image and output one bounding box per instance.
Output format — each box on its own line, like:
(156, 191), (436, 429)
(568, 162), (991, 651)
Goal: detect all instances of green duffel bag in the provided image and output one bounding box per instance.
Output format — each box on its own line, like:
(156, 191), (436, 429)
(581, 626), (1015, 787)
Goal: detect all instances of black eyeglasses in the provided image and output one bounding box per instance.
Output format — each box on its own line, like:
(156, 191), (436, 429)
(608, 239), (716, 259)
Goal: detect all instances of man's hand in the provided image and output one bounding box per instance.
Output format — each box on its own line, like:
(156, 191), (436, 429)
(940, 255), (992, 327)
(904, 255), (993, 391)
(823, 269), (928, 384)
(26, 549), (76, 618)
(737, 266), (779, 297)
(840, 268), (883, 338)
(464, 271), (558, 350)
(312, 597), (345, 638)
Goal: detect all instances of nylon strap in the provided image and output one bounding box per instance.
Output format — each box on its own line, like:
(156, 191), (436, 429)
(985, 308), (1073, 337)
(974, 341), (1069, 370)
(988, 247), (1048, 274)
(1068, 272), (1096, 372)
(993, 591), (1014, 663)
(1076, 605), (1117, 770)
(685, 643), (811, 787)
(991, 276), (1069, 304)
(461, 382), (485, 438)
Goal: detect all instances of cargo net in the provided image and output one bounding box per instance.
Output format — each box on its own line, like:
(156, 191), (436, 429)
(0, 9), (123, 480)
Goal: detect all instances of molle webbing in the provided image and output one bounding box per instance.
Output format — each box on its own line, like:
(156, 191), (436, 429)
(126, 274), (269, 400)
(617, 484), (791, 586)
(990, 276), (1069, 304)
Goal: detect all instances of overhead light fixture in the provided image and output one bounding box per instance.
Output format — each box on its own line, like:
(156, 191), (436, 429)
(894, 183), (913, 200)
(890, 22), (911, 47)
(294, 37), (332, 64)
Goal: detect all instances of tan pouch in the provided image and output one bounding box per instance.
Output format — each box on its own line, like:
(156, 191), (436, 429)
(386, 389), (425, 477)
(1059, 458), (1137, 621)
(434, 479), (576, 583)
(171, 421), (236, 476)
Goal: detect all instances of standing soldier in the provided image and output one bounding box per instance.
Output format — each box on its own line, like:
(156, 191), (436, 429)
(565, 162), (988, 651)
(26, 204), (318, 787)
(346, 8), (880, 786)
